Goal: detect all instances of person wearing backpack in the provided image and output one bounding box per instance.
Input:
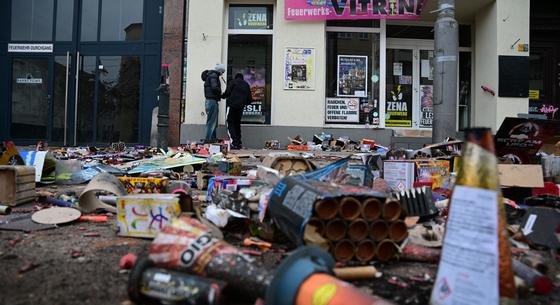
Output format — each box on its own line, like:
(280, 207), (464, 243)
(221, 73), (253, 149)
(201, 64), (225, 141)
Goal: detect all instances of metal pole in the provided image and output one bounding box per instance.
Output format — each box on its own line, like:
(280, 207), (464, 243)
(432, 0), (458, 143)
(157, 64), (170, 149)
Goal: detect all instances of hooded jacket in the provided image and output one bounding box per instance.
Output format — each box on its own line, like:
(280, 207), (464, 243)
(221, 74), (253, 109)
(202, 70), (222, 100)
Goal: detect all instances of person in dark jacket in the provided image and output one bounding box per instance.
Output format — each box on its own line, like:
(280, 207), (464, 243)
(201, 64), (225, 141)
(221, 73), (252, 149)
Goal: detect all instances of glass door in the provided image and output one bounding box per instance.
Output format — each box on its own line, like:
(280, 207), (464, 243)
(385, 48), (414, 128)
(10, 57), (51, 140)
(418, 49), (434, 128)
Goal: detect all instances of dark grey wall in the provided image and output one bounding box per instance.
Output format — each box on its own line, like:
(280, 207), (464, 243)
(180, 124), (432, 149)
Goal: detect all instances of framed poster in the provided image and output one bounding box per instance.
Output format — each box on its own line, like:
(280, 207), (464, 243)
(337, 55), (368, 97)
(284, 47), (315, 90)
(325, 98), (360, 123)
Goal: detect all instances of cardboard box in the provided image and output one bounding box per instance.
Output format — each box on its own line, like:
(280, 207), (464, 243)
(415, 160), (450, 189)
(383, 161), (415, 191)
(0, 166), (36, 206)
(498, 164), (544, 188)
(117, 194), (181, 238)
(206, 176), (256, 203)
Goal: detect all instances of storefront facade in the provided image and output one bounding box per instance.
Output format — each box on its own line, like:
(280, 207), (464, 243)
(0, 0), (164, 146)
(182, 0), (530, 147)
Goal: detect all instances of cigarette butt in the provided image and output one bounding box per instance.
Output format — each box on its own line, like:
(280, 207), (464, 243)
(334, 266), (379, 281)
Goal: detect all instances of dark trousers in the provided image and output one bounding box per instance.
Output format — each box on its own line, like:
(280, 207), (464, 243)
(226, 106), (243, 147)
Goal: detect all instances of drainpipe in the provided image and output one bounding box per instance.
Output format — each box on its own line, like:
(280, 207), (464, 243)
(432, 0), (459, 143)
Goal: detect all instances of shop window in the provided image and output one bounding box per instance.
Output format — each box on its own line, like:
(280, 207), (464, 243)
(11, 0), (54, 41)
(81, 0), (99, 41)
(326, 32), (381, 125)
(228, 5), (273, 30)
(100, 0), (144, 41)
(387, 24), (471, 47)
(227, 35), (273, 124)
(56, 0), (74, 41)
(459, 52), (472, 131)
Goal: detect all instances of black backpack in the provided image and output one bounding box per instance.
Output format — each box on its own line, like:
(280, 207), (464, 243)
(201, 70), (209, 81)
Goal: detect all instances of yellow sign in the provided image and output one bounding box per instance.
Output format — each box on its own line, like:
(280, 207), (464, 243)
(529, 90), (539, 100)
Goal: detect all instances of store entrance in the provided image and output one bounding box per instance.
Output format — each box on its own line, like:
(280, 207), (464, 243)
(1, 0), (163, 146)
(385, 45), (434, 129)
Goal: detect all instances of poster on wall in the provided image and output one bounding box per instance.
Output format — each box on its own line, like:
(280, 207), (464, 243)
(233, 67), (267, 123)
(386, 84), (413, 127)
(337, 55), (368, 98)
(325, 98), (360, 123)
(284, 47), (315, 90)
(420, 85), (433, 127)
(284, 0), (428, 21)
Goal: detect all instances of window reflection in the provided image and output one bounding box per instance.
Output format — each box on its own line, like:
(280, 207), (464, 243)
(81, 0), (99, 41)
(97, 56), (141, 143)
(56, 0), (74, 41)
(11, 0), (54, 41)
(100, 0), (143, 41)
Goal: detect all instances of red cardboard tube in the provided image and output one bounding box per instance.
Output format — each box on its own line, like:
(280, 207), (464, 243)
(376, 240), (399, 263)
(388, 220), (408, 242)
(347, 219), (369, 241)
(361, 198), (382, 220)
(355, 239), (376, 263)
(325, 219), (347, 241)
(295, 273), (395, 305)
(333, 239), (355, 262)
(339, 197), (361, 220)
(369, 220), (389, 242)
(383, 200), (402, 221)
(315, 198), (339, 220)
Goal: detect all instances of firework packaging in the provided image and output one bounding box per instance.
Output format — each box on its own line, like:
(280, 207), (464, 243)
(431, 128), (516, 305)
(268, 176), (386, 246)
(117, 194), (182, 238)
(119, 177), (169, 194)
(129, 257), (226, 305)
(495, 117), (560, 164)
(149, 216), (273, 301)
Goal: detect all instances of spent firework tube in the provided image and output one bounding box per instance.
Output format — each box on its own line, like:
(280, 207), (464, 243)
(149, 216), (273, 301)
(129, 257), (226, 305)
(266, 246), (395, 305)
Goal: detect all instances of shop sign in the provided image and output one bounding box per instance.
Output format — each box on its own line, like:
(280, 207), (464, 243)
(284, 47), (315, 90)
(8, 43), (53, 53)
(285, 0), (428, 21)
(229, 6), (269, 30)
(419, 85), (433, 127)
(386, 84), (412, 127)
(337, 55), (368, 97)
(16, 74), (43, 84)
(325, 98), (360, 123)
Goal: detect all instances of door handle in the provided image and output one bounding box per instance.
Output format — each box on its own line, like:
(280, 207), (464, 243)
(73, 52), (80, 146)
(64, 51), (70, 146)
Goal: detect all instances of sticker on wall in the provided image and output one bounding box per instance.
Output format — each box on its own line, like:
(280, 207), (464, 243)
(337, 55), (368, 97)
(371, 74), (379, 83)
(386, 84), (413, 127)
(284, 47), (315, 90)
(517, 43), (529, 52)
(420, 85), (434, 128)
(399, 75), (412, 85)
(393, 63), (403, 76)
(325, 98), (360, 123)
(528, 90), (539, 100)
